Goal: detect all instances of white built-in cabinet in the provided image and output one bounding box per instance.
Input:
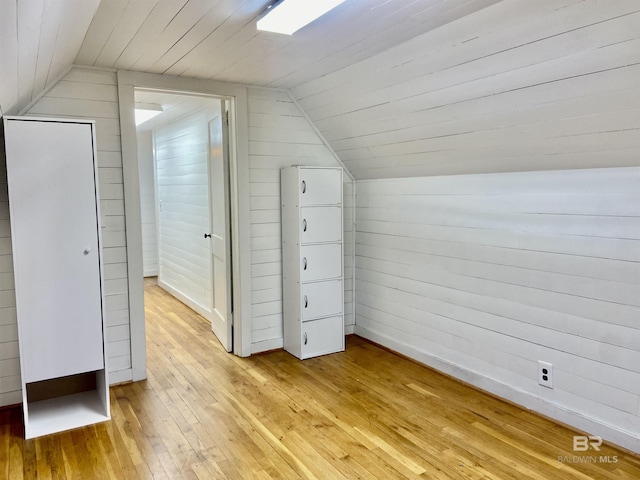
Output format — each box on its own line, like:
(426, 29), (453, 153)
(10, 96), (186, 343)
(281, 167), (344, 359)
(3, 117), (110, 438)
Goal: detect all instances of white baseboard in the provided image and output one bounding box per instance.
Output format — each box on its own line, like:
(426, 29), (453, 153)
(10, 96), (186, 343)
(0, 389), (22, 408)
(355, 325), (640, 455)
(252, 337), (283, 354)
(158, 280), (212, 322)
(344, 324), (355, 335)
(109, 368), (133, 385)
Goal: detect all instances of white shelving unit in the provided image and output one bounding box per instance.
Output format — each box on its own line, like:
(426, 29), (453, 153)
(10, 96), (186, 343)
(3, 116), (110, 438)
(281, 166), (344, 359)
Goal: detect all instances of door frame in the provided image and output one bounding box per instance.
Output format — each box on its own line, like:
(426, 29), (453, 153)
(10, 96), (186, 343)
(117, 71), (253, 381)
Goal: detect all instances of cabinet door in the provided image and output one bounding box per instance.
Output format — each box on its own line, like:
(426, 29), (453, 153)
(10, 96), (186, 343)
(299, 169), (342, 206)
(300, 206), (342, 244)
(301, 279), (343, 320)
(300, 244), (342, 282)
(301, 316), (344, 359)
(4, 120), (104, 383)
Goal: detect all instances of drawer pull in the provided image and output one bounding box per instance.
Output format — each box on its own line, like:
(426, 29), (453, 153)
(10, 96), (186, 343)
(301, 180), (306, 194)
(304, 295), (308, 308)
(303, 257), (307, 270)
(302, 219), (307, 232)
(304, 332), (308, 345)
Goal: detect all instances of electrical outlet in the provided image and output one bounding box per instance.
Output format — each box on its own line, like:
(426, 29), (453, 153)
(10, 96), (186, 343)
(538, 361), (553, 388)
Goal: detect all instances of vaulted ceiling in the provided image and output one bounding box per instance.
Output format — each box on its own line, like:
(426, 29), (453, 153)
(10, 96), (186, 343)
(0, 0), (101, 116)
(0, 0), (497, 116)
(1, 0), (639, 179)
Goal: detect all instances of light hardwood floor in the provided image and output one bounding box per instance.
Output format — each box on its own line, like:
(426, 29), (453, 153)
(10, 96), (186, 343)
(1, 280), (639, 479)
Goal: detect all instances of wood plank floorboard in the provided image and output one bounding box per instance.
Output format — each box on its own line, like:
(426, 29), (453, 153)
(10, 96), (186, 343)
(1, 279), (638, 479)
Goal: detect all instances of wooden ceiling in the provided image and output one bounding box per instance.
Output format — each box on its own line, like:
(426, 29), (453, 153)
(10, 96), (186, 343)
(2, 0), (638, 179)
(0, 0), (100, 116)
(1, 0), (498, 116)
(75, 0), (499, 87)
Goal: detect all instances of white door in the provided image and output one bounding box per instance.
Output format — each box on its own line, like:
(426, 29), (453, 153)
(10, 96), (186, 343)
(207, 102), (233, 352)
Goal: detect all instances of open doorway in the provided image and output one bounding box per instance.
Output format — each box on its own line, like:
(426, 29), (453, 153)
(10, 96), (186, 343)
(135, 89), (233, 352)
(117, 71), (252, 377)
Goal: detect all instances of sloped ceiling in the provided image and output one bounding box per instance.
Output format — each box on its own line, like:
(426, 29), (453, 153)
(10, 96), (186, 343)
(291, 0), (640, 178)
(75, 0), (498, 87)
(0, 0), (101, 116)
(1, 0), (498, 117)
(2, 0), (638, 179)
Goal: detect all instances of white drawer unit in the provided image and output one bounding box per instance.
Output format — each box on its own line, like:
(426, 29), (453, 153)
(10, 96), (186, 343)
(3, 116), (110, 439)
(282, 166), (344, 359)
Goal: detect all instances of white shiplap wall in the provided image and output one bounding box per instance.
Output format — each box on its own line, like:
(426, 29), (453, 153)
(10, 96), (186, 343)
(137, 131), (158, 277)
(355, 167), (640, 451)
(248, 88), (354, 353)
(0, 126), (20, 406)
(292, 0), (640, 179)
(155, 109), (216, 316)
(0, 67), (132, 407)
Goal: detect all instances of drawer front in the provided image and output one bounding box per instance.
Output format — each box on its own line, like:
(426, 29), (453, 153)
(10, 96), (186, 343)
(301, 316), (344, 359)
(300, 206), (342, 244)
(299, 169), (342, 206)
(301, 279), (343, 320)
(300, 244), (342, 282)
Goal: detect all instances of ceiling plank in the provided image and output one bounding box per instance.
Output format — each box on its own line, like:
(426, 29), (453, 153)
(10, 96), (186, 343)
(42, 0), (101, 92)
(147, 0), (235, 74)
(112, 0), (187, 70)
(94, 0), (159, 67)
(163, 0), (270, 78)
(130, 0), (224, 73)
(16, 0), (45, 110)
(76, 0), (129, 66)
(259, 0), (501, 88)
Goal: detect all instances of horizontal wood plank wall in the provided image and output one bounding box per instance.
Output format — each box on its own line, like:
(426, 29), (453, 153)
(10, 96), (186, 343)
(355, 167), (640, 452)
(0, 67), (133, 403)
(137, 131), (158, 277)
(291, 0), (640, 179)
(154, 109), (216, 316)
(0, 126), (20, 407)
(248, 87), (354, 353)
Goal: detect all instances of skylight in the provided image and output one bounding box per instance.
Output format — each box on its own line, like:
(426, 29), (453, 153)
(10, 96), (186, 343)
(257, 0), (346, 35)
